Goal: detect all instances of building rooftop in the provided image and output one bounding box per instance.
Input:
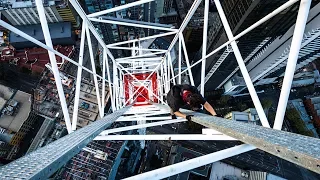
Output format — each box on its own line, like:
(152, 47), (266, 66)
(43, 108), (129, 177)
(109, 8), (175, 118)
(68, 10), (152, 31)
(0, 85), (13, 110)
(0, 84), (14, 100)
(224, 108), (261, 125)
(0, 98), (6, 110)
(209, 161), (285, 180)
(288, 99), (319, 138)
(0, 45), (75, 73)
(33, 70), (74, 119)
(307, 96), (320, 116)
(9, 22), (74, 49)
(0, 89), (31, 132)
(310, 96), (320, 104)
(1, 0), (56, 9)
(26, 118), (54, 154)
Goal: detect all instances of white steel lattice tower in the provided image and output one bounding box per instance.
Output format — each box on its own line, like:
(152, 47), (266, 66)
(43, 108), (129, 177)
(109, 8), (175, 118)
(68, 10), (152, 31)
(0, 0), (319, 179)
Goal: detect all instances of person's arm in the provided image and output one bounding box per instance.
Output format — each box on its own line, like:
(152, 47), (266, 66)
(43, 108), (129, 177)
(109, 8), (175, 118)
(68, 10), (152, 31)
(173, 111), (187, 119)
(203, 102), (217, 116)
(174, 111), (194, 121)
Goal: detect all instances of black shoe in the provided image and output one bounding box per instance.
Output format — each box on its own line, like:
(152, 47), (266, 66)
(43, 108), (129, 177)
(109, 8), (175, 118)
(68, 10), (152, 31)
(171, 114), (177, 119)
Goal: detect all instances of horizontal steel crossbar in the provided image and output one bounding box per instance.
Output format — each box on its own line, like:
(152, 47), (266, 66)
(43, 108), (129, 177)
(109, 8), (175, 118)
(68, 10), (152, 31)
(94, 134), (235, 140)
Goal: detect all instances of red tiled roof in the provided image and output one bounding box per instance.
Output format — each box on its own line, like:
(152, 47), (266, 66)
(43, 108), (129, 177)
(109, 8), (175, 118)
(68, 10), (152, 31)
(0, 45), (75, 74)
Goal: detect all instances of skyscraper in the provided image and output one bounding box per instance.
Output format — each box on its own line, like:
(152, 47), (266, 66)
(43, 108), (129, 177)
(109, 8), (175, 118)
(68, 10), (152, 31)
(0, 0), (79, 27)
(193, 0), (319, 92)
(223, 3), (320, 95)
(84, 0), (118, 44)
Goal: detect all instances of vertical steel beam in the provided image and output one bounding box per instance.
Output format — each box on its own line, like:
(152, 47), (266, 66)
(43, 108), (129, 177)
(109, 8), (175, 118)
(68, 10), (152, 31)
(157, 68), (163, 103)
(119, 72), (125, 107)
(85, 26), (103, 118)
(178, 37), (182, 84)
(200, 0), (209, 96)
(160, 63), (165, 103)
(274, 0), (312, 130)
(72, 21), (87, 131)
(132, 41), (136, 56)
(102, 47), (106, 116)
(168, 52), (176, 85)
(138, 40), (143, 56)
(163, 57), (169, 93)
(113, 62), (120, 110)
(180, 33), (195, 86)
(214, 0), (270, 128)
(104, 49), (115, 112)
(167, 56), (171, 87)
(35, 0), (72, 133)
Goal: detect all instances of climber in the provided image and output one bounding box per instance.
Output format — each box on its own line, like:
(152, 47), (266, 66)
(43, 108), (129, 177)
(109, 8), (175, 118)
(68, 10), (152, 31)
(167, 84), (217, 121)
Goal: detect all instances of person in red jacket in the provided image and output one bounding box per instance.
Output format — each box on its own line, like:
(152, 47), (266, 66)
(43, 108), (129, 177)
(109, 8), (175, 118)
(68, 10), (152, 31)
(167, 84), (217, 120)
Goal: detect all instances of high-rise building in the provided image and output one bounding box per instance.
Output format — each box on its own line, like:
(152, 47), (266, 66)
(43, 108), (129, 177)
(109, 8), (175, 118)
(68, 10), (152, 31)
(143, 1), (156, 36)
(0, 84), (42, 161)
(84, 0), (155, 55)
(223, 3), (320, 95)
(118, 0), (145, 39)
(287, 99), (319, 138)
(155, 0), (179, 27)
(0, 0), (79, 27)
(193, 0), (319, 92)
(84, 0), (118, 44)
(304, 96), (320, 133)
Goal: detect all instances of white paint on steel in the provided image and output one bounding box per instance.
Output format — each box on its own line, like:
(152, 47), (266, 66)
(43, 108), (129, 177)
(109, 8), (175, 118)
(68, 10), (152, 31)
(85, 26), (103, 117)
(200, 0), (210, 96)
(87, 0), (154, 18)
(274, 0), (312, 130)
(124, 144), (255, 180)
(71, 21), (87, 131)
(89, 18), (178, 32)
(98, 119), (187, 136)
(180, 33), (195, 86)
(94, 134), (235, 141)
(213, 0), (270, 128)
(35, 0), (72, 133)
(165, 0), (300, 85)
